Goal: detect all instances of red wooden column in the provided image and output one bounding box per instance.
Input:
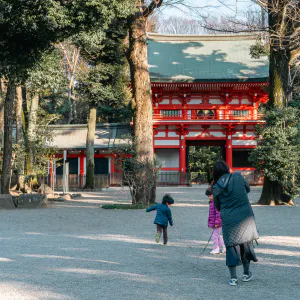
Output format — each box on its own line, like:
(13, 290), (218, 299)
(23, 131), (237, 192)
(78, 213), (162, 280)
(224, 124), (235, 170)
(110, 157), (115, 173)
(49, 160), (53, 175)
(226, 131), (232, 169)
(177, 125), (189, 173)
(79, 154), (85, 175)
(179, 136), (186, 172)
(79, 153), (85, 188)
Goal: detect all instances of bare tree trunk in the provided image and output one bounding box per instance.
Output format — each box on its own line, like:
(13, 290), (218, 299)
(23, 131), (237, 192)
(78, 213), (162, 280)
(1, 81), (15, 194)
(85, 107), (96, 189)
(58, 43), (80, 124)
(127, 11), (155, 204)
(15, 86), (25, 190)
(26, 93), (39, 175)
(0, 78), (5, 157)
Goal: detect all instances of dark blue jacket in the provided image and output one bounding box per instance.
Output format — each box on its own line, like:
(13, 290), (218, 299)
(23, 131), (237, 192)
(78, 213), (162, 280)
(146, 204), (173, 227)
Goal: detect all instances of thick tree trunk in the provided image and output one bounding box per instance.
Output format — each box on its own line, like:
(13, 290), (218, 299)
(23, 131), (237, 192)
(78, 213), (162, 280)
(85, 107), (96, 189)
(1, 81), (15, 194)
(268, 49), (291, 107)
(258, 0), (293, 205)
(0, 78), (5, 156)
(26, 94), (39, 175)
(259, 51), (291, 204)
(15, 86), (25, 190)
(257, 176), (282, 205)
(127, 12), (155, 204)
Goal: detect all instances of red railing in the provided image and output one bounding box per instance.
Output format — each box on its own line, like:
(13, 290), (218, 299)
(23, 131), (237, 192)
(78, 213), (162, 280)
(153, 111), (265, 121)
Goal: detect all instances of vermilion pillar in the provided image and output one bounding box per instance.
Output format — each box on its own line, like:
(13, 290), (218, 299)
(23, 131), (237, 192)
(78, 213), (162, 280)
(110, 157), (115, 173)
(179, 136), (186, 172)
(49, 160), (53, 175)
(226, 130), (233, 169)
(79, 156), (85, 175)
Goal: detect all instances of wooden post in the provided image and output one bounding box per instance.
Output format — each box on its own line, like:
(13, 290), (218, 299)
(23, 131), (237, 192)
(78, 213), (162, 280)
(179, 135), (186, 173)
(226, 129), (233, 169)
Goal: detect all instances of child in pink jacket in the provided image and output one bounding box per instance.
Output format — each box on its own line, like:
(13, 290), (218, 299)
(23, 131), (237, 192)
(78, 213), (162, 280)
(206, 187), (226, 254)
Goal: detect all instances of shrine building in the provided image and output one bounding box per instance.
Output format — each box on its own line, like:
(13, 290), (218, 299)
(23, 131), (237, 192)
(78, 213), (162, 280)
(148, 33), (269, 181)
(48, 33), (269, 186)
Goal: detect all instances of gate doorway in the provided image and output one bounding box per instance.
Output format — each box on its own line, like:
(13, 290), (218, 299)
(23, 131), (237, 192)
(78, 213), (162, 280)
(186, 140), (225, 184)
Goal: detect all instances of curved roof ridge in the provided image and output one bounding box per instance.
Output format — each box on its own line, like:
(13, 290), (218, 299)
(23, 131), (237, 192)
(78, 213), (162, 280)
(147, 32), (262, 41)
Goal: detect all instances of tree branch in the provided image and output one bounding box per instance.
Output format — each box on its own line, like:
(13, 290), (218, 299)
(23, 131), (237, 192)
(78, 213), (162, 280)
(143, 0), (164, 18)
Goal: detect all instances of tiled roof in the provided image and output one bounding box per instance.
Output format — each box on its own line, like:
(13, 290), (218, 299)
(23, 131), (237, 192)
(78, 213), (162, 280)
(147, 33), (269, 82)
(48, 124), (131, 150)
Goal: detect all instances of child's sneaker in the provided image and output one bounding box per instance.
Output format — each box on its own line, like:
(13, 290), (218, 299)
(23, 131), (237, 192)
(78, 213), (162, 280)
(210, 248), (220, 254)
(242, 272), (253, 282)
(155, 232), (161, 243)
(229, 278), (238, 286)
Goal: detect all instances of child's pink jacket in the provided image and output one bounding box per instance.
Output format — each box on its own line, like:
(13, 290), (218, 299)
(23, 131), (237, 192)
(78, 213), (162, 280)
(208, 201), (222, 228)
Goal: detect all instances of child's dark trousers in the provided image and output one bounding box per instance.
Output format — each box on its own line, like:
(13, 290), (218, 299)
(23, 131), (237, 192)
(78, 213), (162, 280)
(156, 224), (168, 244)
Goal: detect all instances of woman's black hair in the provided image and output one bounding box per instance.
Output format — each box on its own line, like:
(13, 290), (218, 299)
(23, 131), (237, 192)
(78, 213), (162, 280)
(162, 194), (174, 204)
(212, 160), (230, 182)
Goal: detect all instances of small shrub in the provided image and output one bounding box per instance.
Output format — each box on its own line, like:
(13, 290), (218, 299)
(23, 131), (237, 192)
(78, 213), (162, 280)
(101, 203), (148, 210)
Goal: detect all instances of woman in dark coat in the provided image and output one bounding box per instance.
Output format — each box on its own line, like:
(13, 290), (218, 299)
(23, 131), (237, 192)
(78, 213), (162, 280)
(212, 161), (259, 286)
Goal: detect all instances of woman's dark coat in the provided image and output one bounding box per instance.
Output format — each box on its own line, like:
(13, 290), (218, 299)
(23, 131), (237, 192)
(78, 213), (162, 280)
(213, 172), (259, 247)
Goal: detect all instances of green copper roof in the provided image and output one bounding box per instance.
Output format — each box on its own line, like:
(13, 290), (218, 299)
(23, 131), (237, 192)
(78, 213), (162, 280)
(147, 34), (269, 82)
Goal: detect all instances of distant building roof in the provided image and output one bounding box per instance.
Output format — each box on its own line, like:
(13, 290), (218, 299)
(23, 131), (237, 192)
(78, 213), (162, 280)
(49, 123), (131, 150)
(147, 33), (269, 82)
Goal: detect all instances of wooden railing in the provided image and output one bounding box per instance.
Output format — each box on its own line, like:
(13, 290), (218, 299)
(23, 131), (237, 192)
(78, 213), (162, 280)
(153, 111), (265, 121)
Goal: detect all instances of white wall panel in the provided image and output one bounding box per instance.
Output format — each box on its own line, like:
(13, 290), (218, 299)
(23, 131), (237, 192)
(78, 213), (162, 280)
(186, 132), (201, 137)
(155, 132), (166, 137)
(172, 99), (181, 105)
(189, 99), (202, 104)
(209, 99), (222, 104)
(156, 149), (179, 168)
(211, 131), (226, 137)
(232, 140), (257, 146)
(160, 99), (170, 104)
(168, 132), (179, 137)
(155, 140), (180, 146)
(241, 99), (252, 104)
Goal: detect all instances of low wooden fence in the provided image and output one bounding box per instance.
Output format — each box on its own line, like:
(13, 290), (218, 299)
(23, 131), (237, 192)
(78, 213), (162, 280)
(7, 170), (263, 191)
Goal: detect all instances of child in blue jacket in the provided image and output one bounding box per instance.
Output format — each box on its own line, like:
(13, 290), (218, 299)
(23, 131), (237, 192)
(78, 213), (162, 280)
(146, 194), (174, 245)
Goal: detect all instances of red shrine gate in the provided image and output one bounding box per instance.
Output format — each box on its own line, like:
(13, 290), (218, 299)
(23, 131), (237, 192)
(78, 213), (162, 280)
(152, 82), (268, 183)
(147, 33), (270, 184)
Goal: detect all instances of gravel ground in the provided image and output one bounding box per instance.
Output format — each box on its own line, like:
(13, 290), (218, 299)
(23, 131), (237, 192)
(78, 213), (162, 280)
(0, 186), (299, 300)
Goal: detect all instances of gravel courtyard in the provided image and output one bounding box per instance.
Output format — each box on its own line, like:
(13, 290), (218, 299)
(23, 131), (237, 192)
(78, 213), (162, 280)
(0, 186), (299, 300)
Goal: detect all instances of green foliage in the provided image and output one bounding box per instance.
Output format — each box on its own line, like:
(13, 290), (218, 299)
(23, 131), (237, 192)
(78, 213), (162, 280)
(76, 20), (131, 114)
(249, 107), (300, 198)
(188, 146), (221, 182)
(97, 105), (132, 123)
(26, 49), (66, 95)
(101, 203), (148, 209)
(13, 110), (60, 176)
(0, 0), (134, 81)
(250, 40), (270, 59)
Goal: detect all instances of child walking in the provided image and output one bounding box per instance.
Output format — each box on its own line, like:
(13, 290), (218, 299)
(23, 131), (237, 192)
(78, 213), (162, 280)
(146, 194), (174, 245)
(206, 187), (226, 254)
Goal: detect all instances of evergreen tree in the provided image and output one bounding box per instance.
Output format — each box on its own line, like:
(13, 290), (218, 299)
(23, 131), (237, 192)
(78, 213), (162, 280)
(76, 23), (130, 189)
(249, 107), (300, 205)
(0, 0), (133, 193)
